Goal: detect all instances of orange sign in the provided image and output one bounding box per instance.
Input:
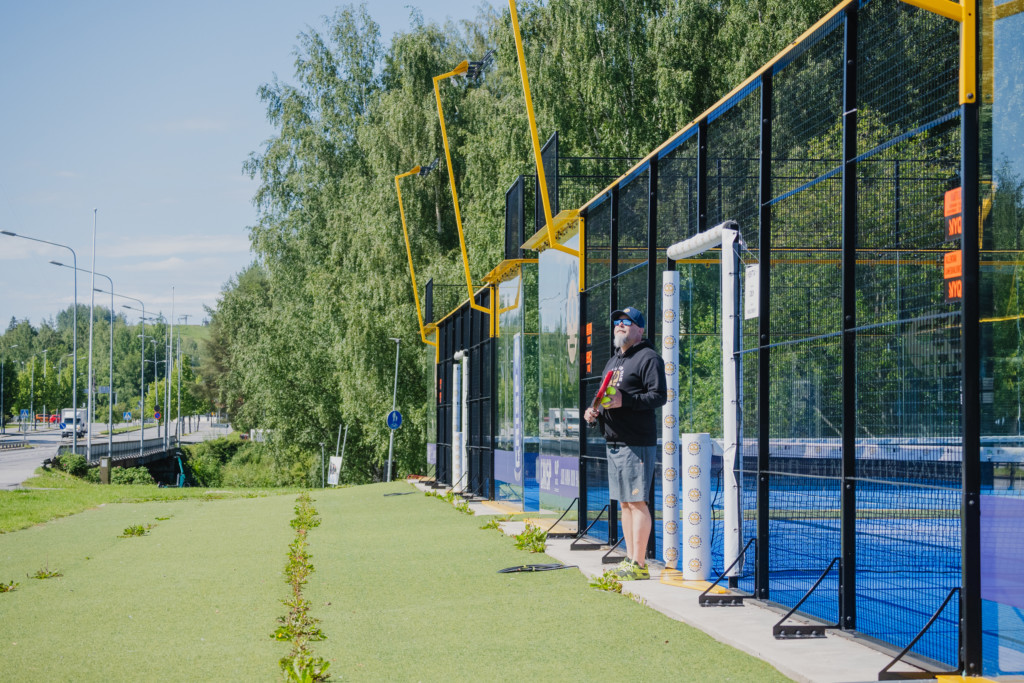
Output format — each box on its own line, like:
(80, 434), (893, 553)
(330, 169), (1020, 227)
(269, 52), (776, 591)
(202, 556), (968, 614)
(944, 187), (962, 241)
(943, 250), (962, 302)
(943, 250), (962, 279)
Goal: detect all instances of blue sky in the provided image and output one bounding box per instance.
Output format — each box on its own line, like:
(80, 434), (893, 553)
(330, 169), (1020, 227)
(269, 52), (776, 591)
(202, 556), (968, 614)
(0, 1), (500, 329)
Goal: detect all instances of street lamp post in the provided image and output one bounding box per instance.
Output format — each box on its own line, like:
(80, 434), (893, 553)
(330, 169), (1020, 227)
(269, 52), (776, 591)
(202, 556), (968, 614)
(124, 303), (151, 460)
(53, 262), (116, 458)
(387, 337), (400, 482)
(1, 231), (79, 454)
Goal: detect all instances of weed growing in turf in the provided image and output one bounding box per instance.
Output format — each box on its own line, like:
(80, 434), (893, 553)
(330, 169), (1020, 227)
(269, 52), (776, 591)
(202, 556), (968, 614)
(453, 500), (473, 515)
(155, 515), (172, 521)
(0, 579), (18, 593)
(480, 514), (512, 530)
(275, 492), (330, 682)
(29, 559), (63, 580)
(589, 574), (623, 593)
(120, 524), (154, 538)
(514, 524), (547, 553)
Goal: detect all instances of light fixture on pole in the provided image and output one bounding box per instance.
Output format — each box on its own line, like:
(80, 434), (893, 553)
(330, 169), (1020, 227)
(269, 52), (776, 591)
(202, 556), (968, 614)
(395, 161), (440, 354)
(433, 57), (492, 317)
(386, 337), (401, 482)
(1, 231), (80, 454)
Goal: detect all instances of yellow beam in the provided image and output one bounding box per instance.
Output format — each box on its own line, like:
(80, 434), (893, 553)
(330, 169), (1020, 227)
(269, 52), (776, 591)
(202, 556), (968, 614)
(509, 0), (579, 259)
(433, 63), (489, 316)
(995, 0), (1024, 18)
(395, 166), (438, 351)
(900, 0), (963, 21)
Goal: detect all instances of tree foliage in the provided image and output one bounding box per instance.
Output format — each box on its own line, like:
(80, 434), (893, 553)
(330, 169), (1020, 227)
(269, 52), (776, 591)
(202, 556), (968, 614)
(202, 0), (839, 483)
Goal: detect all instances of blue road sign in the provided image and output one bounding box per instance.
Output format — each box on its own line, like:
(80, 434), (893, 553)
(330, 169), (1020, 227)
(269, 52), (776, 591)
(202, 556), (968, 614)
(123, 412), (132, 421)
(386, 410), (402, 430)
(59, 422), (66, 430)
(154, 411), (161, 420)
(20, 409), (29, 419)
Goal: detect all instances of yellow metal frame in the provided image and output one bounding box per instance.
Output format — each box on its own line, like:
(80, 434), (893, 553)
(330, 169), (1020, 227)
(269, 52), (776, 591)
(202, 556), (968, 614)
(509, 0), (580, 260)
(574, 0), (978, 217)
(395, 166), (439, 356)
(433, 60), (490, 316)
(899, 0), (976, 104)
(483, 258), (538, 285)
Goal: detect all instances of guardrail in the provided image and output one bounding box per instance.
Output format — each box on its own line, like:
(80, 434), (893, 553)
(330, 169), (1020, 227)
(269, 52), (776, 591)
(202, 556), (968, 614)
(0, 440), (30, 451)
(58, 437), (167, 462)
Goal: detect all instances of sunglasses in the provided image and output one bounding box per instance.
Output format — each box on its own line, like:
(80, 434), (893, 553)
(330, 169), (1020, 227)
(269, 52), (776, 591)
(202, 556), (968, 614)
(613, 319), (635, 327)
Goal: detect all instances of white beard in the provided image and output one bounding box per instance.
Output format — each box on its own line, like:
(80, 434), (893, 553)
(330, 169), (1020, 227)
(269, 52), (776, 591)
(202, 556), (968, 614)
(613, 333), (628, 350)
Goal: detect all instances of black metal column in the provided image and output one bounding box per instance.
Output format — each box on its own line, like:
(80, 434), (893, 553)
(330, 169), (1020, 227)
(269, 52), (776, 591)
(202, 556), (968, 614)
(697, 122), (708, 234)
(646, 157), (659, 560)
(840, 4), (859, 632)
(960, 95), (982, 676)
(490, 286), (497, 501)
(609, 187), (620, 545)
(756, 72), (773, 601)
(579, 230), (589, 530)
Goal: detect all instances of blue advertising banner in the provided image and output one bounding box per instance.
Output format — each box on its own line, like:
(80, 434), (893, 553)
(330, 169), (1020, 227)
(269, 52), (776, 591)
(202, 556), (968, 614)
(536, 453), (579, 499)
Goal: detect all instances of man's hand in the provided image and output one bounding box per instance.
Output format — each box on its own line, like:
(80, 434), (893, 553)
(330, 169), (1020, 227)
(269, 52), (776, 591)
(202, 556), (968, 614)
(584, 406), (599, 424)
(600, 388), (623, 410)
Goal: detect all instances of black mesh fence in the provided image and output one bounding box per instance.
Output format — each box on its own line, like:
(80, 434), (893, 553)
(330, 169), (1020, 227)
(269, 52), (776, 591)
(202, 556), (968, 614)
(575, 0), (970, 667)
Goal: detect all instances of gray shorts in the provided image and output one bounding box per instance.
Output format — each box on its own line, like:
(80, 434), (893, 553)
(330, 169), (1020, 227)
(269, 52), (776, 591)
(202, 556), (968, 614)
(607, 444), (656, 503)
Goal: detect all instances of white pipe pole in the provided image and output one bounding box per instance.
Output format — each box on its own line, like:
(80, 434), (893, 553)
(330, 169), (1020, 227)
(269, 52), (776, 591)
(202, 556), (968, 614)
(87, 209), (97, 462)
(661, 270), (681, 572)
(461, 352), (469, 493)
(721, 228), (744, 578)
(451, 357), (462, 491)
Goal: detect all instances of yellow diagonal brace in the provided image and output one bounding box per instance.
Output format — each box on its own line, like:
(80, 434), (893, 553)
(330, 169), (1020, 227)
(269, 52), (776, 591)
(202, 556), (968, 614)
(509, 0), (579, 259)
(395, 166), (438, 351)
(433, 63), (489, 315)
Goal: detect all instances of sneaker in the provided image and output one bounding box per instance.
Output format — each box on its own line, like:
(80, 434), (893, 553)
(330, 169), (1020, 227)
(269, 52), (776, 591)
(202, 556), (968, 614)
(628, 563), (650, 580)
(604, 559), (632, 579)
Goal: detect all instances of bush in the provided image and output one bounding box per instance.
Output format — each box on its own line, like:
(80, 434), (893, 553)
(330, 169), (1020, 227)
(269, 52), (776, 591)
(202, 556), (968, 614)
(58, 453), (88, 478)
(110, 466), (155, 485)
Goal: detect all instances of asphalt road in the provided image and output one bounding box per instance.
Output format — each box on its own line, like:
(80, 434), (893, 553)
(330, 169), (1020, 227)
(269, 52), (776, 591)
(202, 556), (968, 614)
(0, 417), (232, 490)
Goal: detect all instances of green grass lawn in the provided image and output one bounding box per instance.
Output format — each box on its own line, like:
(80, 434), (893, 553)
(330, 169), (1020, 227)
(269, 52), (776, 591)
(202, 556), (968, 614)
(0, 477), (791, 681)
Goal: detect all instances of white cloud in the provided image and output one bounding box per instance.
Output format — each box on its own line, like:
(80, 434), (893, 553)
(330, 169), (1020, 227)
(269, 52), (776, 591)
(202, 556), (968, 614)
(105, 233), (251, 259)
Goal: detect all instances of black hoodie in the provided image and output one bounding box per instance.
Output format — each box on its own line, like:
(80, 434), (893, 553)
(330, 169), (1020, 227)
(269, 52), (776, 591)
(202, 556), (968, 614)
(594, 338), (667, 446)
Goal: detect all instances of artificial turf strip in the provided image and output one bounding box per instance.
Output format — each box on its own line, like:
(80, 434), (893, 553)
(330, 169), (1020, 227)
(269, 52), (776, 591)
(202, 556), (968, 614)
(0, 481), (791, 681)
(305, 482), (792, 682)
(0, 494), (296, 680)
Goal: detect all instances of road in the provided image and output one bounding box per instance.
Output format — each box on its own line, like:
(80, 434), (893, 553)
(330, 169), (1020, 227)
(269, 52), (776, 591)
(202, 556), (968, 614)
(0, 417), (233, 490)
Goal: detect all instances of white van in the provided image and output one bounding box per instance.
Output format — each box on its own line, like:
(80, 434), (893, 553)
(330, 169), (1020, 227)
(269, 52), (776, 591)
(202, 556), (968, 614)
(61, 408), (87, 438)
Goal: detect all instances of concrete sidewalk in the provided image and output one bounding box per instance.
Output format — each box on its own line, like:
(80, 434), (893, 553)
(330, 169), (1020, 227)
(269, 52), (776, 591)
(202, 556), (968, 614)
(413, 480), (932, 683)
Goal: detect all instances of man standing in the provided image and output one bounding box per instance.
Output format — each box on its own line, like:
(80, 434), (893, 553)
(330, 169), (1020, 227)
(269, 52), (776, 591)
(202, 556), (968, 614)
(584, 306), (666, 580)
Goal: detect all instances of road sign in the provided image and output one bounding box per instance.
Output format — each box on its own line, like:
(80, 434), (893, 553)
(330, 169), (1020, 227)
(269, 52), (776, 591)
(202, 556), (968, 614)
(386, 410), (402, 430)
(19, 409), (29, 419)
(98, 386), (110, 394)
(59, 422), (66, 430)
(154, 411), (161, 420)
(123, 412), (132, 421)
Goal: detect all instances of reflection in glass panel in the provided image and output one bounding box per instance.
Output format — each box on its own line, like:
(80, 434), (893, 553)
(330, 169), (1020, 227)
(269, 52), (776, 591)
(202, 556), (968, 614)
(981, 8), (1024, 676)
(537, 233), (581, 515)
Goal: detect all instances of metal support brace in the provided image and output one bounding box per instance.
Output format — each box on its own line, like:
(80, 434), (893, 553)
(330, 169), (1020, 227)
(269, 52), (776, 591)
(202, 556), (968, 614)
(772, 557), (841, 639)
(699, 537), (756, 607)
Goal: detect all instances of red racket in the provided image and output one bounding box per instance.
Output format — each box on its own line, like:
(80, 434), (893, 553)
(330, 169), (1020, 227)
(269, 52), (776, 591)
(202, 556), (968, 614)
(590, 370), (615, 410)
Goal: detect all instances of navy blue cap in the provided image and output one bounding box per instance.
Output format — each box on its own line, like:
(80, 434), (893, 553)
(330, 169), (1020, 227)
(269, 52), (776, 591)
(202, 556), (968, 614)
(611, 306), (645, 328)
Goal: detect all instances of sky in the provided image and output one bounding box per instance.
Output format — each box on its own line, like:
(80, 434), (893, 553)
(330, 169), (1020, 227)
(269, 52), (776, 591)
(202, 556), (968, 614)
(0, 0), (501, 330)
